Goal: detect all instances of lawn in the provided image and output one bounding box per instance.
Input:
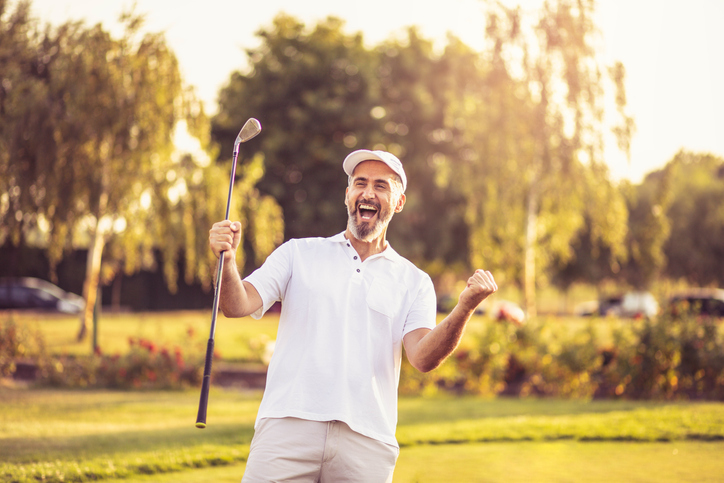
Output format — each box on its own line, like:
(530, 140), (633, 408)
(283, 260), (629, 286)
(1, 388), (723, 482)
(5, 309), (629, 361)
(3, 309), (724, 481)
(5, 310), (281, 361)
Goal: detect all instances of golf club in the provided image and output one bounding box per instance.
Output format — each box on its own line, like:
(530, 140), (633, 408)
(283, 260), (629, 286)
(196, 117), (262, 429)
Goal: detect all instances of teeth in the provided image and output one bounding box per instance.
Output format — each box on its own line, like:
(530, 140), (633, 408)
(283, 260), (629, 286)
(359, 204), (377, 211)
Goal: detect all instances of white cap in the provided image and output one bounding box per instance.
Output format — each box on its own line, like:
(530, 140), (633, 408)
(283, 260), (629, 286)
(342, 149), (407, 192)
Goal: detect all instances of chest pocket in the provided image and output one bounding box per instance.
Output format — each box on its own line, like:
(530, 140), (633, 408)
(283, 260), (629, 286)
(366, 276), (405, 319)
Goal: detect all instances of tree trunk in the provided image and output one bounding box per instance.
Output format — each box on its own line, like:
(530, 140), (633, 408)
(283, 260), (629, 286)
(78, 135), (112, 341)
(77, 224), (106, 341)
(523, 180), (539, 319)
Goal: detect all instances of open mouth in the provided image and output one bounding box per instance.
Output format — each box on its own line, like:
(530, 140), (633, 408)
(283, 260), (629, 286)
(357, 202), (379, 221)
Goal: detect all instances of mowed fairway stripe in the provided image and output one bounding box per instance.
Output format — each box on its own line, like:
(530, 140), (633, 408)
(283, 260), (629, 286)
(394, 441), (724, 483)
(100, 441), (724, 483)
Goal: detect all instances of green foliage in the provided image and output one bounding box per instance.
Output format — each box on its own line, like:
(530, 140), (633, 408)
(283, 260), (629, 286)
(39, 337), (204, 390)
(214, 14), (379, 247)
(373, 31), (472, 266)
(604, 310), (724, 400)
(0, 317), (204, 389)
(661, 151), (724, 286)
(616, 150), (724, 289)
(401, 312), (724, 401)
(0, 315), (45, 377)
(0, 3), (282, 332)
(620, 164), (674, 289)
(212, 3), (632, 312)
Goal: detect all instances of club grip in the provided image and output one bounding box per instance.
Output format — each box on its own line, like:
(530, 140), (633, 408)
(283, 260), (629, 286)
(195, 338), (215, 428)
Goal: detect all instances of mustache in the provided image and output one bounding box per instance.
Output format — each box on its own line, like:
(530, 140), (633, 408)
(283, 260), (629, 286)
(355, 198), (381, 211)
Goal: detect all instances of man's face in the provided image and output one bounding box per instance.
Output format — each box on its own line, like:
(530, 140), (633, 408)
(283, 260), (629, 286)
(345, 160), (405, 242)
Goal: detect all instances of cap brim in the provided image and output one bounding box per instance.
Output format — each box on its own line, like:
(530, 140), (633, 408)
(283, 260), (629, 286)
(343, 150), (382, 177)
(342, 149), (407, 192)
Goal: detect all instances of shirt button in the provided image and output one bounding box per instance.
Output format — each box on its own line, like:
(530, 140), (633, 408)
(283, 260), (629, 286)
(356, 269), (361, 273)
(347, 243), (350, 247)
(353, 256), (358, 260)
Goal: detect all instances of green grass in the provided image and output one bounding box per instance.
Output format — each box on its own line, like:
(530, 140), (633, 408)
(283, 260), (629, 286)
(4, 309), (635, 360)
(397, 397), (724, 445)
(100, 441), (724, 483)
(6, 308), (644, 364)
(0, 387), (257, 482)
(1, 388), (723, 482)
(5, 310), (280, 361)
(4, 310), (724, 481)
(394, 441), (724, 483)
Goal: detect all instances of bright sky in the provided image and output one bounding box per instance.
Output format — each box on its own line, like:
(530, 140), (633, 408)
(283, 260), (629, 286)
(27, 0), (724, 183)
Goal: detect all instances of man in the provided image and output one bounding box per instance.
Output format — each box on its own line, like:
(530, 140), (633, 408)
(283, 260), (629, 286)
(209, 149), (498, 482)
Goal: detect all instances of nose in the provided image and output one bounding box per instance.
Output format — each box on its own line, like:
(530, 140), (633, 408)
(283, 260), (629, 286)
(362, 183), (376, 199)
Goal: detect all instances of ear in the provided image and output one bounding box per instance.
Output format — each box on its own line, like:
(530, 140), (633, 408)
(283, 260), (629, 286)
(394, 193), (406, 213)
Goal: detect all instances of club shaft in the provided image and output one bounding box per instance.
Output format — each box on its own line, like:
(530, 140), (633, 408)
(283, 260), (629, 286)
(210, 148), (238, 340)
(196, 149), (239, 428)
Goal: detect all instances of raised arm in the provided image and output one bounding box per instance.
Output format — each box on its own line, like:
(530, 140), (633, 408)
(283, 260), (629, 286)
(209, 220), (263, 317)
(403, 270), (498, 373)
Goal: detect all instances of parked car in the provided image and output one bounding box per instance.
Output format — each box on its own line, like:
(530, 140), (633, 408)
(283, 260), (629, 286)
(573, 300), (600, 317)
(597, 291), (659, 318)
(0, 277), (85, 313)
(668, 288), (724, 317)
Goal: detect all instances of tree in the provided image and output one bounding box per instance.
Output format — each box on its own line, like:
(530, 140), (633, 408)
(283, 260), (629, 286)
(661, 151), (724, 286)
(373, 30), (472, 273)
(552, 163), (629, 292)
(211, 8), (633, 312)
(619, 168), (673, 289)
(213, 14), (380, 248)
(0, 6), (283, 340)
(451, 0), (632, 316)
(0, 0), (49, 248)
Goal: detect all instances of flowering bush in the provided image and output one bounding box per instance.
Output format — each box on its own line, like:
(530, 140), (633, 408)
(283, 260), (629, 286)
(401, 311), (724, 400)
(0, 318), (205, 390)
(40, 337), (204, 390)
(3, 312), (722, 398)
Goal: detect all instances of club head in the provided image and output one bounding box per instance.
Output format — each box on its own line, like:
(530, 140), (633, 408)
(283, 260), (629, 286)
(236, 118), (262, 145)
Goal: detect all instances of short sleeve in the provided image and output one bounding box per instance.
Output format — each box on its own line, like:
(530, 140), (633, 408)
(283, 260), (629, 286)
(243, 241), (293, 319)
(402, 273), (437, 336)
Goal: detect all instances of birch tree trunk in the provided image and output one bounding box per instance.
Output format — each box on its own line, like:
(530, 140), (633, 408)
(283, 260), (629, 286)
(77, 223), (106, 341)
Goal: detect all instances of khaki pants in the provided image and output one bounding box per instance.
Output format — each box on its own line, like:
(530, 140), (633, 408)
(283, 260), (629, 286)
(242, 417), (399, 482)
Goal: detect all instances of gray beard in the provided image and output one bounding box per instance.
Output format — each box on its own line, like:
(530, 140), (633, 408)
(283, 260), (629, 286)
(347, 201), (394, 242)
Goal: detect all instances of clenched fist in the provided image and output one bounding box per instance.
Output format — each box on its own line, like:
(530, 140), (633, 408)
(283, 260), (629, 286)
(458, 269), (498, 313)
(209, 220), (242, 262)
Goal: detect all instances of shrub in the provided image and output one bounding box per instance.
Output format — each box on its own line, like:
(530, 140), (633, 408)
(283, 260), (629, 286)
(0, 316), (47, 378)
(3, 312), (722, 398)
(600, 312), (724, 400)
(0, 317), (204, 390)
(40, 337), (205, 390)
(401, 312), (724, 401)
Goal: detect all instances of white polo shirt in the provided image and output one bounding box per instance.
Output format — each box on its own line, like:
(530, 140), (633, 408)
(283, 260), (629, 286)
(244, 232), (437, 447)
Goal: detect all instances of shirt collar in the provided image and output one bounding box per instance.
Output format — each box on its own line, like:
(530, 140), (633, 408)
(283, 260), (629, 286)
(330, 232), (402, 262)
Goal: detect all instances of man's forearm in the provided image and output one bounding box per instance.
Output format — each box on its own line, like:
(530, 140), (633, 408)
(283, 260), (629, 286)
(410, 304), (474, 372)
(215, 257), (247, 317)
